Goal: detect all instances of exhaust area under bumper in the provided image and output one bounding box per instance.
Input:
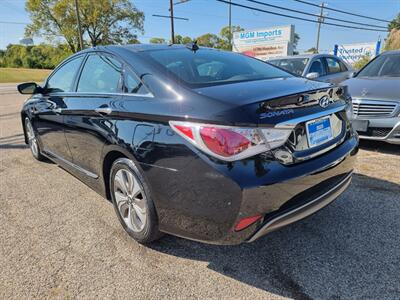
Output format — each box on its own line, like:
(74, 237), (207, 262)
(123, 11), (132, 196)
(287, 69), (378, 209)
(247, 171), (353, 243)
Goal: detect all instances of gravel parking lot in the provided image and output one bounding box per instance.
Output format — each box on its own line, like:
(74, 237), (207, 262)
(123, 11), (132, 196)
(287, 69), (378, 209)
(1, 83), (399, 299)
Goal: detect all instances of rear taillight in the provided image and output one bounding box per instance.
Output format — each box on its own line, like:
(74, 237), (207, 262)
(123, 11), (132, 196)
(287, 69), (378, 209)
(169, 121), (291, 161)
(200, 127), (251, 157)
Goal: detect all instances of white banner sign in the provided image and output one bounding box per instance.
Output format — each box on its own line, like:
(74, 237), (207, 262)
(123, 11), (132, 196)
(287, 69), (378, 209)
(237, 42), (292, 61)
(233, 25), (295, 60)
(334, 42), (378, 64)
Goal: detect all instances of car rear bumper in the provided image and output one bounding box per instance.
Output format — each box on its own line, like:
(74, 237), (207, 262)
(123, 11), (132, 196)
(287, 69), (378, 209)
(148, 122), (358, 245)
(247, 171), (352, 242)
(172, 136), (357, 245)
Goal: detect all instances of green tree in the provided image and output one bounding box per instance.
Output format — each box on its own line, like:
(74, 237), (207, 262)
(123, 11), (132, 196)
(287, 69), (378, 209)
(306, 47), (318, 54)
(174, 35), (193, 44)
(388, 13), (400, 31)
(293, 33), (300, 55)
(149, 37), (167, 44)
(384, 29), (400, 51)
(385, 14), (400, 51)
(25, 0), (144, 53)
(219, 25), (243, 50)
(196, 33), (221, 48)
(0, 44), (71, 69)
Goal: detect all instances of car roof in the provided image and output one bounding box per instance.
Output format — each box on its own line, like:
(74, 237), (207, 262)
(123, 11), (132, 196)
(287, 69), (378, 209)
(380, 50), (400, 56)
(78, 43), (204, 55)
(268, 54), (338, 60)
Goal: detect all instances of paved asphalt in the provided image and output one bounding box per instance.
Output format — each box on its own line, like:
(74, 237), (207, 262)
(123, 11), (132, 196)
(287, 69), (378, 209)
(1, 83), (399, 299)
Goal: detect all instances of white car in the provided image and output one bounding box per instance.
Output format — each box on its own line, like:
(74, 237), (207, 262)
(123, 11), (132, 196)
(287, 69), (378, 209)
(269, 54), (353, 84)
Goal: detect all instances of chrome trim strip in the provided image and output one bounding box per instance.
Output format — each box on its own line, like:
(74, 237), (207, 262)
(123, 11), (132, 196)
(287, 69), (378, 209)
(352, 98), (398, 106)
(352, 98), (399, 118)
(48, 91), (154, 98)
(247, 171), (353, 243)
(42, 149), (99, 179)
(139, 162), (178, 172)
(295, 134), (347, 161)
(274, 105), (346, 129)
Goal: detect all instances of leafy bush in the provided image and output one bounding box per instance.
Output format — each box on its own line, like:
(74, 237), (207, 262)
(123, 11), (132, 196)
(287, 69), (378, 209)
(354, 55), (371, 70)
(0, 44), (72, 69)
(385, 29), (400, 51)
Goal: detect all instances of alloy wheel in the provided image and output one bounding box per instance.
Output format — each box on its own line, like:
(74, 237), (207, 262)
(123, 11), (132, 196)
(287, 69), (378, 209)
(25, 118), (39, 157)
(113, 168), (147, 232)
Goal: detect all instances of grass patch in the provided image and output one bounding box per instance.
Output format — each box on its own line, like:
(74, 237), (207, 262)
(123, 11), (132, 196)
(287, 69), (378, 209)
(0, 68), (52, 83)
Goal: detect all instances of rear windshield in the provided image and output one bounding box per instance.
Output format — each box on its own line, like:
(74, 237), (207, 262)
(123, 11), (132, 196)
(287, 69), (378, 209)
(357, 54), (400, 78)
(143, 48), (291, 87)
(269, 58), (309, 76)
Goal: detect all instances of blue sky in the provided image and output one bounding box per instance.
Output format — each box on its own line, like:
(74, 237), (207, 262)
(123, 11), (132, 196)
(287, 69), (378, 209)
(0, 0), (399, 52)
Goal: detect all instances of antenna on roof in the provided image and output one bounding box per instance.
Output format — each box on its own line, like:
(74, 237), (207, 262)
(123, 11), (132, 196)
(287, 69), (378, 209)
(186, 40), (199, 52)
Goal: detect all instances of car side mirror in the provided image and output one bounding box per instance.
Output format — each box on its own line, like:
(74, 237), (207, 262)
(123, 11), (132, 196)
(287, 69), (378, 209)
(305, 72), (320, 79)
(17, 82), (43, 94)
(348, 71), (356, 78)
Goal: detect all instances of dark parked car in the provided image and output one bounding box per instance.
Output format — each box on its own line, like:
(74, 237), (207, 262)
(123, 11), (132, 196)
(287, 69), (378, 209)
(269, 54), (353, 84)
(18, 44), (358, 245)
(343, 50), (400, 144)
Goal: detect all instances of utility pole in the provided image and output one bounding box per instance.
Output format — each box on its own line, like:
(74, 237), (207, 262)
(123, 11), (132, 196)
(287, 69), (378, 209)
(315, 2), (325, 53)
(228, 0), (232, 49)
(170, 0), (175, 44)
(74, 0), (84, 51)
(153, 1), (189, 44)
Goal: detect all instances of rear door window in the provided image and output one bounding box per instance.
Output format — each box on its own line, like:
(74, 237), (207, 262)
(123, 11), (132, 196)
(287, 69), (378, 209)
(77, 54), (122, 93)
(326, 57), (342, 74)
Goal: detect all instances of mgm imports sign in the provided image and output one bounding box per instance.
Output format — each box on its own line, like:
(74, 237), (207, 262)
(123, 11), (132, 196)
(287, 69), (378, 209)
(232, 25), (295, 60)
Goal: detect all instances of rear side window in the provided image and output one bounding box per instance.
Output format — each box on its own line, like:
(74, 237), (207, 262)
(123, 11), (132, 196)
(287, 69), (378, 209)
(78, 54), (122, 93)
(124, 71), (149, 95)
(266, 58), (308, 76)
(339, 60), (348, 72)
(47, 56), (84, 92)
(326, 57), (342, 74)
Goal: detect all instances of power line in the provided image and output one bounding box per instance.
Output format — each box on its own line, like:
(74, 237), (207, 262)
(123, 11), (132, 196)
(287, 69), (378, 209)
(244, 0), (388, 29)
(215, 0), (389, 32)
(152, 14), (189, 21)
(0, 21), (29, 25)
(292, 0), (391, 23)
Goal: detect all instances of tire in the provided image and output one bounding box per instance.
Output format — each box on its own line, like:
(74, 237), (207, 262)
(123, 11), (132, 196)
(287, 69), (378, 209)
(24, 117), (45, 161)
(110, 158), (163, 244)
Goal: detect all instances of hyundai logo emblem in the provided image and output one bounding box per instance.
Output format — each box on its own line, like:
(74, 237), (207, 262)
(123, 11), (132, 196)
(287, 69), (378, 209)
(319, 95), (330, 108)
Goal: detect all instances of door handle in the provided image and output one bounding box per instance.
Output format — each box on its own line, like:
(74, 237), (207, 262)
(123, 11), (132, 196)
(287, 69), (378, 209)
(95, 106), (112, 115)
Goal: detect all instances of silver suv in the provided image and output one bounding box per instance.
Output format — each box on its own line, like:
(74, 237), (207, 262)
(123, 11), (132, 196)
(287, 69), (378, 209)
(343, 50), (400, 144)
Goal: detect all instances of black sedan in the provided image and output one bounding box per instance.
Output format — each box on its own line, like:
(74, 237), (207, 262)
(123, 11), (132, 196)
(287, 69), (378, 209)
(18, 44), (358, 245)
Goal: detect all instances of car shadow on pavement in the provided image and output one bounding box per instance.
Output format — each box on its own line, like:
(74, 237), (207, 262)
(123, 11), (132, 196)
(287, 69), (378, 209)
(149, 173), (400, 299)
(0, 133), (28, 149)
(359, 139), (399, 155)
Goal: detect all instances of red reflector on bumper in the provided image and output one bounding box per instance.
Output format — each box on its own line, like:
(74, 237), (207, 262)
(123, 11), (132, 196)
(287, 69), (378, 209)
(234, 215), (262, 231)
